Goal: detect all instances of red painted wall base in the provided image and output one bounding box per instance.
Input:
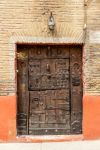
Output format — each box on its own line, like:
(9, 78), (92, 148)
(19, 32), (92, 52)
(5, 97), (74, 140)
(83, 95), (100, 140)
(0, 96), (16, 142)
(0, 95), (100, 142)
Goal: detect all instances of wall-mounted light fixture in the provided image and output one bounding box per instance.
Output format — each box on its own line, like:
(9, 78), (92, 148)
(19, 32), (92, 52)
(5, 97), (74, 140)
(48, 12), (55, 30)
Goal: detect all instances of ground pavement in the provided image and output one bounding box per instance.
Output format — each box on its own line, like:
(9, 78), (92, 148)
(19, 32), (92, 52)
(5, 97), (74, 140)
(0, 140), (100, 150)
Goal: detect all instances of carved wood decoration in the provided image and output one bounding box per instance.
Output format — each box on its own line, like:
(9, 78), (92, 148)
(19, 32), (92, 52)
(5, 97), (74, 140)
(17, 45), (82, 135)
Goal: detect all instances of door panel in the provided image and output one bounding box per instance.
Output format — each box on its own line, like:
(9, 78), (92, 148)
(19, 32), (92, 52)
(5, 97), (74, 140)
(29, 89), (70, 135)
(29, 58), (69, 90)
(28, 46), (70, 135)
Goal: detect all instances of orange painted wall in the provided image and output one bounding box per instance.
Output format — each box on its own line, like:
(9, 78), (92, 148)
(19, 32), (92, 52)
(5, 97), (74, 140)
(0, 95), (100, 142)
(83, 95), (100, 140)
(0, 96), (16, 141)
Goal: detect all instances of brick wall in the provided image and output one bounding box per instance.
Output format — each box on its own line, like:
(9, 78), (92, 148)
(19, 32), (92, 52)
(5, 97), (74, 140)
(0, 0), (84, 96)
(84, 0), (100, 95)
(0, 0), (99, 95)
(83, 1), (100, 139)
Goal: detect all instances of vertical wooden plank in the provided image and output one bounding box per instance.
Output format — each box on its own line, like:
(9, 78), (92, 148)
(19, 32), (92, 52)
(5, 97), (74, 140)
(17, 49), (29, 135)
(70, 46), (83, 134)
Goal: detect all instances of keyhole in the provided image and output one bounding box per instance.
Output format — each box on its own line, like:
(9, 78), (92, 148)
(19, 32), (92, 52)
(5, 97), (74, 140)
(46, 64), (50, 72)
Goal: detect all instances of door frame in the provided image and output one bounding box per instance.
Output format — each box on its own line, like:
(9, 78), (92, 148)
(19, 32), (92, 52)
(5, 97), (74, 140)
(10, 36), (84, 141)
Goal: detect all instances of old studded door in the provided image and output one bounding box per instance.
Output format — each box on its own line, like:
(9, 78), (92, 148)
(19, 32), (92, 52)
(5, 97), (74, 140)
(17, 45), (83, 135)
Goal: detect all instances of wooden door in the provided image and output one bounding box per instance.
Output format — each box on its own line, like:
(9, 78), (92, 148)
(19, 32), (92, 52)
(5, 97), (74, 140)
(17, 45), (82, 135)
(70, 47), (83, 134)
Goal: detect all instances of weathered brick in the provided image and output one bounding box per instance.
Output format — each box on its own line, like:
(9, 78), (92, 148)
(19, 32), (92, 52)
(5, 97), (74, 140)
(0, 0), (100, 95)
